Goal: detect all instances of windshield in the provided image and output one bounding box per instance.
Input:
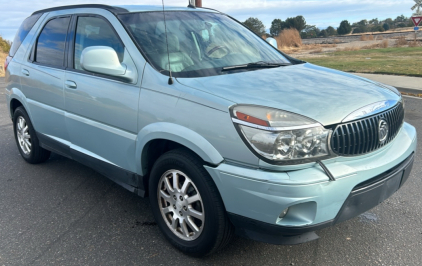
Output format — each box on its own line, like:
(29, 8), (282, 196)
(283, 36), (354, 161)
(119, 11), (291, 78)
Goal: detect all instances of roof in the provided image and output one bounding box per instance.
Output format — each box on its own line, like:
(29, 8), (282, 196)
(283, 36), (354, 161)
(32, 4), (128, 15)
(116, 5), (217, 13)
(31, 4), (217, 16)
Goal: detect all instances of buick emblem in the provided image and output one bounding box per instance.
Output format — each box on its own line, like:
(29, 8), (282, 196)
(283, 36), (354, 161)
(378, 119), (389, 143)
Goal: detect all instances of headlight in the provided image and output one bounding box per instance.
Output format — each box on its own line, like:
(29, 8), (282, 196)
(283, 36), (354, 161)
(231, 105), (332, 164)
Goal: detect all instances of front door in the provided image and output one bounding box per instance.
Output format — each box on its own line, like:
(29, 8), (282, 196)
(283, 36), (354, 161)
(64, 15), (141, 181)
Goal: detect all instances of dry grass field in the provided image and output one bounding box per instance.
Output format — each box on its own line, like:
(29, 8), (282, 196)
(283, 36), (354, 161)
(275, 28), (303, 49)
(299, 47), (422, 77)
(0, 34), (11, 77)
(349, 27), (417, 36)
(272, 29), (422, 77)
(274, 28), (420, 56)
(0, 52), (7, 77)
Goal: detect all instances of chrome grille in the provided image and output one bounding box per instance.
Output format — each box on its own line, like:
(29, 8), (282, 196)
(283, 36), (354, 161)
(331, 102), (404, 156)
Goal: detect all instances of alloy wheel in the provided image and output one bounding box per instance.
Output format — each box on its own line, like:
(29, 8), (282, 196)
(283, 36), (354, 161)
(16, 116), (31, 155)
(157, 169), (205, 241)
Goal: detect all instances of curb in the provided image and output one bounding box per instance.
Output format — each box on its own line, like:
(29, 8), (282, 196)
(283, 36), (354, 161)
(397, 87), (422, 99)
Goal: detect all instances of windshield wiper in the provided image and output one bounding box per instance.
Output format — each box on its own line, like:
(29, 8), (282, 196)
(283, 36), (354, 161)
(222, 61), (291, 71)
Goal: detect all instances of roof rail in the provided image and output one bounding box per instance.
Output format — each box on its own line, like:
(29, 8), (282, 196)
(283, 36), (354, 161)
(32, 4), (128, 15)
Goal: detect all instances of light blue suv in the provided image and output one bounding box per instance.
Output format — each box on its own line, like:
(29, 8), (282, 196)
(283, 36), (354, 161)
(4, 4), (417, 257)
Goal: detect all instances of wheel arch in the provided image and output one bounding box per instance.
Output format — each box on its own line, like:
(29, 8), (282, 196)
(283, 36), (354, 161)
(10, 98), (24, 118)
(136, 122), (224, 177)
(8, 88), (32, 121)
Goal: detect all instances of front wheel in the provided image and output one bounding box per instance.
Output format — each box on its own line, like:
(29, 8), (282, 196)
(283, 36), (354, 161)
(149, 149), (233, 257)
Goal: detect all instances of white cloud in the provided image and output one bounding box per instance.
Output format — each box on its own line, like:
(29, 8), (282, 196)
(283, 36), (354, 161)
(0, 0), (416, 41)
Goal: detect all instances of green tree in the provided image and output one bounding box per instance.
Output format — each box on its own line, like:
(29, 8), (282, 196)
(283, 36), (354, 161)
(375, 26), (385, 32)
(319, 30), (328, 38)
(384, 18), (394, 27)
(357, 19), (368, 26)
(326, 26), (337, 36)
(369, 18), (379, 25)
(352, 28), (363, 34)
(301, 25), (320, 38)
(270, 19), (285, 37)
(337, 20), (352, 35)
(395, 15), (407, 23)
(356, 26), (368, 33)
(243, 17), (266, 36)
(383, 23), (390, 31)
(285, 16), (307, 32)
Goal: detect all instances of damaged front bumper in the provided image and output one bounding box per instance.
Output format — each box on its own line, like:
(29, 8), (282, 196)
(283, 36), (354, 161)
(205, 122), (417, 245)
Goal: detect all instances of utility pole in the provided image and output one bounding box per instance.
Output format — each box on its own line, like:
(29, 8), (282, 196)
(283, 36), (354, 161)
(195, 0), (202, 7)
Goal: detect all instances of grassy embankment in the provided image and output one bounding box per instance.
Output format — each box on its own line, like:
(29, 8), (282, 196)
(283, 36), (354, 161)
(0, 52), (6, 77)
(300, 47), (422, 77)
(0, 35), (11, 77)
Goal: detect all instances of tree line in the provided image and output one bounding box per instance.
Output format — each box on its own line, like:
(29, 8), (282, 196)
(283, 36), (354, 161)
(243, 15), (416, 39)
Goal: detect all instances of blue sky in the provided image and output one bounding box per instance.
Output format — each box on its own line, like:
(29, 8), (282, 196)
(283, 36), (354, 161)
(0, 0), (416, 41)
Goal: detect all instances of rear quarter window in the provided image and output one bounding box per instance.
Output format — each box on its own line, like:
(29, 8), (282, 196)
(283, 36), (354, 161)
(35, 17), (71, 67)
(9, 14), (42, 57)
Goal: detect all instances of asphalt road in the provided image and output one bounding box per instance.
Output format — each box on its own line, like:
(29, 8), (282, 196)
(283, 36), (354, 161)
(1, 77), (421, 266)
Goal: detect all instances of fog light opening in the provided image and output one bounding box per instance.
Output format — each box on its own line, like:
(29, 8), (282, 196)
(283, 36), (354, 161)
(278, 208), (290, 219)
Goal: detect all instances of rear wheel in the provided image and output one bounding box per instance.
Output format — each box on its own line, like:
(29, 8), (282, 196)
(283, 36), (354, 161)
(13, 107), (51, 164)
(149, 149), (233, 257)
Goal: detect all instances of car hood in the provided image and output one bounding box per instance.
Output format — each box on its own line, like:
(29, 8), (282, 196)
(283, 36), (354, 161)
(176, 63), (401, 126)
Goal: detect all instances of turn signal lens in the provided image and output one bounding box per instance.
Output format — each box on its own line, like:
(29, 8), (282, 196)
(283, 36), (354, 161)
(233, 105), (317, 128)
(235, 111), (269, 127)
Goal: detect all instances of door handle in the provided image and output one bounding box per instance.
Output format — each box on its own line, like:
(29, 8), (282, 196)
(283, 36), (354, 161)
(22, 69), (30, 76)
(65, 80), (77, 89)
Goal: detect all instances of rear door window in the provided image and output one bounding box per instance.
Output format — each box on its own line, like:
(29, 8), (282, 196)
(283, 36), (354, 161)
(35, 17), (71, 67)
(74, 16), (124, 71)
(9, 14), (42, 57)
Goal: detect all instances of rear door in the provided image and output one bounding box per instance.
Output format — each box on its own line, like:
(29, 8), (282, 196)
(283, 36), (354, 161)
(64, 14), (141, 178)
(20, 16), (71, 154)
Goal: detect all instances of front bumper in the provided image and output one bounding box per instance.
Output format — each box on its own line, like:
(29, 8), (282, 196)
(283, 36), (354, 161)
(228, 153), (414, 244)
(205, 122), (417, 244)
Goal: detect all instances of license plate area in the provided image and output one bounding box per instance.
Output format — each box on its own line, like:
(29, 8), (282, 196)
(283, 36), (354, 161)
(335, 170), (403, 224)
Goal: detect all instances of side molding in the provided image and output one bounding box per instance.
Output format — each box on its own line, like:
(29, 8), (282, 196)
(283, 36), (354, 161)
(37, 132), (147, 197)
(136, 122), (224, 176)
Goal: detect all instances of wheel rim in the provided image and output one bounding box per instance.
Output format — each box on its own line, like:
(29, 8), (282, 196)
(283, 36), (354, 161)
(16, 116), (31, 155)
(157, 170), (205, 241)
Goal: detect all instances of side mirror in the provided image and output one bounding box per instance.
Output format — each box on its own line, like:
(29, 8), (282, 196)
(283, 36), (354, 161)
(81, 46), (127, 76)
(266, 37), (278, 48)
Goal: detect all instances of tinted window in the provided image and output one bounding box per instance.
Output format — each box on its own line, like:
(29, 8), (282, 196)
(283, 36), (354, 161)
(35, 17), (70, 67)
(74, 16), (124, 70)
(9, 14), (42, 57)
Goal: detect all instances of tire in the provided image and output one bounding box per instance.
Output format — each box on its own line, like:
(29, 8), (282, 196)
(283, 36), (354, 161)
(149, 148), (234, 257)
(13, 107), (51, 164)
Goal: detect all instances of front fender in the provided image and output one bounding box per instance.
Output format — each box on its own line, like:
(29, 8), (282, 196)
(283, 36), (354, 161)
(136, 122), (224, 176)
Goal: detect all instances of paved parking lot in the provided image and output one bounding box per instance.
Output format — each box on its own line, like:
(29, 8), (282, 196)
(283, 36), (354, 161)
(1, 77), (421, 265)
